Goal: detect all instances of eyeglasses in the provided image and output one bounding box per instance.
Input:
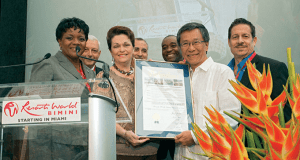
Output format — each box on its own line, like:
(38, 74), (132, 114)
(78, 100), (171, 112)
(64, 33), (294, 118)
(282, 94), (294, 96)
(180, 40), (205, 48)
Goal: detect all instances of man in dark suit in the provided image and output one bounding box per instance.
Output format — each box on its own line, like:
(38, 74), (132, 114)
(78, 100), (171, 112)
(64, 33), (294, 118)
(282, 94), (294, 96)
(81, 35), (102, 74)
(227, 18), (291, 121)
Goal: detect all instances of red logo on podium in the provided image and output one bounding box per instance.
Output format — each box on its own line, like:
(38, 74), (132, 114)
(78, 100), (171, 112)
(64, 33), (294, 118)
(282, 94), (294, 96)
(4, 102), (19, 117)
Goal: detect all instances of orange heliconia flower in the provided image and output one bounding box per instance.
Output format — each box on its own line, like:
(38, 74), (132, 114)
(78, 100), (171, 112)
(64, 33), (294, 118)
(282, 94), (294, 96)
(192, 107), (249, 160)
(286, 74), (300, 121)
(190, 60), (300, 159)
(229, 61), (287, 118)
(191, 123), (213, 158)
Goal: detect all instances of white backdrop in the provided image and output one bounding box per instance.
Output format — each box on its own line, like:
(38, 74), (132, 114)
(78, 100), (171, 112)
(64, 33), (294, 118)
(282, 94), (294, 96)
(25, 0), (300, 81)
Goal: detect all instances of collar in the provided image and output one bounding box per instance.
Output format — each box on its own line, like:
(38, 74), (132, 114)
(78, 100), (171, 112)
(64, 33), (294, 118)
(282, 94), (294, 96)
(228, 51), (255, 70)
(91, 65), (96, 71)
(194, 57), (214, 72)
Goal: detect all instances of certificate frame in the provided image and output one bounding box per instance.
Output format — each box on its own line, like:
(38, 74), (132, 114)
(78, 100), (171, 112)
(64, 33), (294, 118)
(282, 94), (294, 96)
(135, 60), (194, 139)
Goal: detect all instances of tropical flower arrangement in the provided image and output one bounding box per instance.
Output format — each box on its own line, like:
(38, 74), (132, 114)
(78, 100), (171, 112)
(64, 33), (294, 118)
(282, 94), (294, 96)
(190, 48), (300, 160)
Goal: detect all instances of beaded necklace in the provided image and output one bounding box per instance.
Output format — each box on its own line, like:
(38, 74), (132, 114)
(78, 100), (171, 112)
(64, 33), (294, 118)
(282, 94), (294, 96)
(113, 64), (134, 76)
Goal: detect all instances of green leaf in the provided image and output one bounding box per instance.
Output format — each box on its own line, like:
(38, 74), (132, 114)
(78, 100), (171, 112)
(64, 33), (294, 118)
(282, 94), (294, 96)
(253, 132), (263, 149)
(242, 104), (250, 116)
(246, 131), (259, 160)
(246, 147), (267, 157)
(278, 102), (286, 128)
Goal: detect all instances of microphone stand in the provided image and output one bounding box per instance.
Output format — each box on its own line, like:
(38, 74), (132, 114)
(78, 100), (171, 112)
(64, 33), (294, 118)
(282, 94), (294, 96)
(0, 53), (51, 68)
(76, 46), (109, 79)
(75, 46), (119, 112)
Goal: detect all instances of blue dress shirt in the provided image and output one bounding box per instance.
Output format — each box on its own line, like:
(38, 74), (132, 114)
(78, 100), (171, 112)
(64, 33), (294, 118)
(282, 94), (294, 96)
(228, 51), (255, 81)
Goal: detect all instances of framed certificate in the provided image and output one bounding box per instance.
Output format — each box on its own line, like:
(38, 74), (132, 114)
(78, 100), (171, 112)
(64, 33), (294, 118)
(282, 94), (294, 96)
(135, 60), (194, 138)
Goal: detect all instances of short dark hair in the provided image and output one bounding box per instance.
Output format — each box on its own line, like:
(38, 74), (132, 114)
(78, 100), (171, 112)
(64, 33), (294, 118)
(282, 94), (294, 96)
(162, 35), (177, 46)
(107, 26), (135, 51)
(177, 22), (210, 45)
(56, 17), (89, 42)
(135, 38), (148, 48)
(163, 35), (176, 41)
(228, 18), (255, 39)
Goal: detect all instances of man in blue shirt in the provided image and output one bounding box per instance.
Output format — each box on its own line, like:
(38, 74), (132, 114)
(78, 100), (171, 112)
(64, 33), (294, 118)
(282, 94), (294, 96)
(227, 18), (291, 121)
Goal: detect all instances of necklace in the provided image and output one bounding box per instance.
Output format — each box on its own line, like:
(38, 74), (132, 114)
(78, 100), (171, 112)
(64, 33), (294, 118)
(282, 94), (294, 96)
(114, 64), (134, 76)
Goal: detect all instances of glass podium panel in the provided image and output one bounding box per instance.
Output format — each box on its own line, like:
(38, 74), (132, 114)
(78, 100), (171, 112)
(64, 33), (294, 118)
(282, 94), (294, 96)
(0, 78), (131, 160)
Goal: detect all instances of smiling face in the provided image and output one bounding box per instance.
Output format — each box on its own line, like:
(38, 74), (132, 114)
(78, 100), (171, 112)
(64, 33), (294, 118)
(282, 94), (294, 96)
(58, 27), (86, 61)
(180, 29), (208, 70)
(133, 39), (148, 60)
(110, 34), (133, 66)
(162, 36), (182, 62)
(228, 24), (257, 61)
(81, 39), (101, 68)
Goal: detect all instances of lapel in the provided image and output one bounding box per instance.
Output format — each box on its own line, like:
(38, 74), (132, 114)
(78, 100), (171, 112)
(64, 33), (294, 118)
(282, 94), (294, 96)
(95, 67), (103, 75)
(240, 54), (260, 89)
(55, 51), (83, 79)
(82, 63), (95, 79)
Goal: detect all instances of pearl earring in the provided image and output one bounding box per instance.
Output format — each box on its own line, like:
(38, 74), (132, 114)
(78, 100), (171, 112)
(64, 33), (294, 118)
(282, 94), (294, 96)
(112, 57), (114, 64)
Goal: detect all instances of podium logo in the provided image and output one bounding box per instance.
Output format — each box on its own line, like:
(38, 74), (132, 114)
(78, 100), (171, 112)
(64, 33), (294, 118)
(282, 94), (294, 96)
(4, 102), (19, 117)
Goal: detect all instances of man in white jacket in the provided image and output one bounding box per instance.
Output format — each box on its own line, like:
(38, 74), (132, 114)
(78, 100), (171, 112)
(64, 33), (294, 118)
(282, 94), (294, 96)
(174, 22), (241, 160)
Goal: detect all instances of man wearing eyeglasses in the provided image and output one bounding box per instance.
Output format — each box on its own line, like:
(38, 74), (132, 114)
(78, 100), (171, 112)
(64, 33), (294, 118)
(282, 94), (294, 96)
(173, 22), (241, 160)
(80, 35), (102, 74)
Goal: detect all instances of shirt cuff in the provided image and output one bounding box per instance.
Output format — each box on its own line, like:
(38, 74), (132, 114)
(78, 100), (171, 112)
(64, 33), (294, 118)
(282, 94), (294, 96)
(191, 130), (199, 145)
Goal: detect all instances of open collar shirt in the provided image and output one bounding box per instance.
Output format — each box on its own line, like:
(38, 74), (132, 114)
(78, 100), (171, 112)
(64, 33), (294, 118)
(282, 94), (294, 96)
(174, 57), (241, 160)
(228, 51), (255, 81)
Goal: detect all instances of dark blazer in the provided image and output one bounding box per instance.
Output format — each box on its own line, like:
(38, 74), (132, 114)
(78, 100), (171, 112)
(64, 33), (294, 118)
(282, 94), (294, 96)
(95, 66), (103, 75)
(240, 54), (291, 121)
(30, 51), (95, 82)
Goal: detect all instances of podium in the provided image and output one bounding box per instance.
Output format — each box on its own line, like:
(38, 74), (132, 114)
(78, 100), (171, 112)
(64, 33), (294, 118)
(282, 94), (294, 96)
(0, 79), (131, 160)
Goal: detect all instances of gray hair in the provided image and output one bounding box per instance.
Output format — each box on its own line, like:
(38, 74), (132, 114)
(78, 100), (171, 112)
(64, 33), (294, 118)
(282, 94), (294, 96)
(135, 38), (148, 49)
(88, 35), (100, 49)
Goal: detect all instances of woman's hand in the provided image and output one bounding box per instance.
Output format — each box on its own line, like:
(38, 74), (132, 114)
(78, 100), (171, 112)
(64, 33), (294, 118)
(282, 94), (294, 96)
(116, 124), (149, 147)
(123, 130), (149, 147)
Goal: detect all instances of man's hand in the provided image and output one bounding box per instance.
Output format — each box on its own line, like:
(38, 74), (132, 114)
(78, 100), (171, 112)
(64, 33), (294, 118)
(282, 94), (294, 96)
(174, 130), (195, 146)
(178, 59), (186, 64)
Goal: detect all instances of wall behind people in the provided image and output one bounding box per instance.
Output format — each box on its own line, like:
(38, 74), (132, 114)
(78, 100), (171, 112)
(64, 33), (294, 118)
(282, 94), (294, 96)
(24, 0), (300, 81)
(0, 0), (27, 84)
